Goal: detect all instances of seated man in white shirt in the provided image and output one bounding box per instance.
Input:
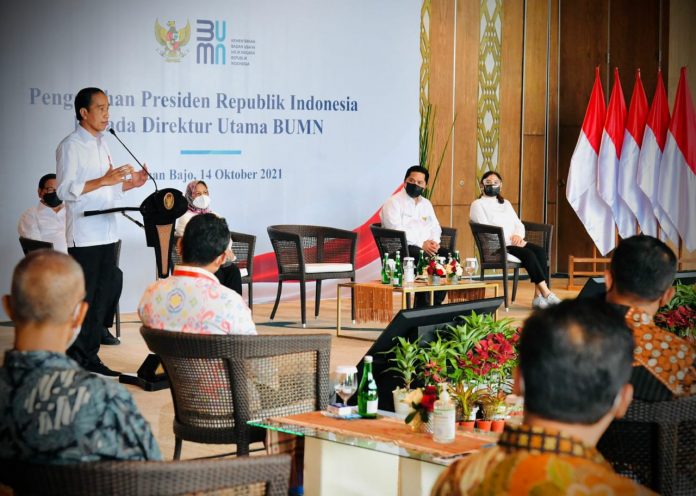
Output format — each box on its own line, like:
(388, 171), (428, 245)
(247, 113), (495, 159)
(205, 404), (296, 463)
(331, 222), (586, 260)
(18, 173), (67, 253)
(380, 165), (448, 306)
(19, 173), (121, 346)
(138, 213), (256, 335)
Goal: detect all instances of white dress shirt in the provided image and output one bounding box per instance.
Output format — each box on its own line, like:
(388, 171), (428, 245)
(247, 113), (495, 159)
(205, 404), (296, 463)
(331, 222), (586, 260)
(56, 125), (124, 247)
(17, 202), (68, 252)
(469, 196), (525, 246)
(380, 188), (441, 247)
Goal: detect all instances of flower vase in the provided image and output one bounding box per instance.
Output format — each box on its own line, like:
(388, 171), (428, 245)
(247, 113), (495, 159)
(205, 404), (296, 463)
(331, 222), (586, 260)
(491, 419), (505, 433)
(476, 419), (492, 432)
(409, 416), (433, 433)
(448, 275), (459, 284)
(430, 275), (441, 286)
(460, 420), (475, 431)
(393, 389), (411, 419)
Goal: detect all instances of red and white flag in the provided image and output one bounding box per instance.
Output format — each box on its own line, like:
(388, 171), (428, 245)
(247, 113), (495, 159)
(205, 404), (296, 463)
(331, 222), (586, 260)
(598, 68), (632, 240)
(658, 67), (696, 251)
(617, 70), (651, 237)
(567, 67), (615, 255)
(637, 71), (678, 243)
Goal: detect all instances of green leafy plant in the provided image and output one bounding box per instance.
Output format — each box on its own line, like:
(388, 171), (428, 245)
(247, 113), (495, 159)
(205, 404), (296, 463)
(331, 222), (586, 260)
(384, 337), (421, 391)
(419, 102), (456, 200)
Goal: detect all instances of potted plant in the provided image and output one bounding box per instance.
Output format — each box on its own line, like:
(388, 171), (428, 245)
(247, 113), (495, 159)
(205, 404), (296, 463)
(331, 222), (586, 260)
(445, 257), (463, 284)
(426, 258), (447, 285)
(384, 337), (421, 417)
(655, 282), (696, 344)
(404, 385), (438, 433)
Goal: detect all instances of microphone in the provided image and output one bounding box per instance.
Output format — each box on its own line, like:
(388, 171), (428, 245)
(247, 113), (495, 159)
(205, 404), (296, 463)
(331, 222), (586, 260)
(108, 128), (158, 191)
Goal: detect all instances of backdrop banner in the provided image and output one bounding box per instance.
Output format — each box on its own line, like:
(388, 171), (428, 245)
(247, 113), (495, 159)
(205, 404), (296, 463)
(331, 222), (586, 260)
(0, 0), (420, 317)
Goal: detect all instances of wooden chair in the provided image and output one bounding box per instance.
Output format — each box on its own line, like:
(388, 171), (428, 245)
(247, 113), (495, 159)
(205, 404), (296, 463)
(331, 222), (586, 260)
(141, 327), (331, 459)
(267, 225), (356, 327)
(0, 455), (291, 496)
(597, 396), (696, 495)
(469, 222), (521, 310)
(230, 230), (256, 310)
(522, 220), (553, 286)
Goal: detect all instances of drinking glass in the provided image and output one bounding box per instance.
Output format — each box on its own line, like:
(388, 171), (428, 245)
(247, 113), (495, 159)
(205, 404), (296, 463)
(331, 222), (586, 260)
(334, 366), (358, 405)
(464, 257), (478, 281)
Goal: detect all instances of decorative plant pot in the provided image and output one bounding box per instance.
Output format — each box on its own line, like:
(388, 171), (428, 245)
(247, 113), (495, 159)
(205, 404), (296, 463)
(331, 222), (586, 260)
(409, 416), (433, 433)
(476, 420), (492, 432)
(459, 420), (475, 432)
(430, 275), (441, 286)
(393, 389), (411, 419)
(491, 419), (505, 433)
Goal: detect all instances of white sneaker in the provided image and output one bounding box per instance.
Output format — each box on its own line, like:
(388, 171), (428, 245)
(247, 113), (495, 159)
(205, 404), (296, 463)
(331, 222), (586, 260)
(532, 295), (548, 309)
(545, 292), (561, 305)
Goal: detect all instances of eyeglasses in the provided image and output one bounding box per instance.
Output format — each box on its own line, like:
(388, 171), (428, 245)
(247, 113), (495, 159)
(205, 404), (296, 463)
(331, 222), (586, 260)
(482, 180), (501, 186)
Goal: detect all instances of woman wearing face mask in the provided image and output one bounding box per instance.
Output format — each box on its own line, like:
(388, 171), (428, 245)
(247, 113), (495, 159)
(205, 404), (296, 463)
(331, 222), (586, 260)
(469, 171), (560, 308)
(174, 180), (243, 296)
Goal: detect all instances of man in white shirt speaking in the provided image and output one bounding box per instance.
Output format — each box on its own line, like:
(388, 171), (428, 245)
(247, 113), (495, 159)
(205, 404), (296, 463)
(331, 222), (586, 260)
(18, 173), (67, 253)
(56, 87), (149, 377)
(380, 165), (448, 306)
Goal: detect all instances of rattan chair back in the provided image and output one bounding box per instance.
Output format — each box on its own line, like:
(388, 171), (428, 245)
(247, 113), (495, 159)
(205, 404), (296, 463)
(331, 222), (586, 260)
(0, 455), (291, 496)
(598, 396), (696, 495)
(141, 328), (331, 458)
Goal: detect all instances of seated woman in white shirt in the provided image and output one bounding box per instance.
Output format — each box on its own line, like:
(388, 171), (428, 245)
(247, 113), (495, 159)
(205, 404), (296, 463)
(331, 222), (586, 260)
(175, 180), (242, 296)
(469, 171), (560, 308)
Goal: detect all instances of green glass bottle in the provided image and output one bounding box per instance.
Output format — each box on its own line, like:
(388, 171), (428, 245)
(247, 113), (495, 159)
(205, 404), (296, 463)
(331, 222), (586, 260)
(357, 355), (378, 418)
(392, 252), (403, 286)
(381, 253), (390, 284)
(416, 250), (426, 276)
(453, 250), (461, 263)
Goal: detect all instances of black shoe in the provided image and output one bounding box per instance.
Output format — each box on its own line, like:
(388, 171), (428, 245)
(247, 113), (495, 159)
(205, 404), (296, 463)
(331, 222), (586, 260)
(85, 360), (121, 377)
(101, 329), (120, 345)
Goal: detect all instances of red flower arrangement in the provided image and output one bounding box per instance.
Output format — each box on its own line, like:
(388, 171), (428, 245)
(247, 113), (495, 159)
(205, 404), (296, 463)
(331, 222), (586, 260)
(459, 331), (519, 378)
(404, 385), (439, 425)
(655, 305), (696, 338)
(426, 259), (446, 277)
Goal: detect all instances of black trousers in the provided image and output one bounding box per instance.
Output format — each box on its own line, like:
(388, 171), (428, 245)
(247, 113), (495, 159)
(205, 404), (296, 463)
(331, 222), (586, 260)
(67, 242), (118, 366)
(407, 245), (449, 307)
(506, 242), (548, 284)
(215, 262), (243, 296)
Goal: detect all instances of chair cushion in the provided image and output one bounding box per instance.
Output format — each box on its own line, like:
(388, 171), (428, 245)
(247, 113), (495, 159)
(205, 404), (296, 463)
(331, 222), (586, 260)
(507, 254), (521, 264)
(305, 263), (353, 274)
(240, 268), (248, 277)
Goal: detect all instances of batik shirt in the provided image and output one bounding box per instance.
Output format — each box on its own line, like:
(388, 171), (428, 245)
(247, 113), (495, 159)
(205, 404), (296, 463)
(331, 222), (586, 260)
(431, 424), (655, 495)
(625, 306), (696, 400)
(138, 265), (256, 335)
(0, 350), (161, 463)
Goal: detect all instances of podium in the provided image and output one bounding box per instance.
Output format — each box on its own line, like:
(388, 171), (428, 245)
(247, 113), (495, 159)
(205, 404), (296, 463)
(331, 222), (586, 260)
(85, 188), (187, 390)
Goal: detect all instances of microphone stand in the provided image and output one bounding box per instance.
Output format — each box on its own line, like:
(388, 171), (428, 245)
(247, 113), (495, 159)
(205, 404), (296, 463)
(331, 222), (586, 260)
(108, 128), (159, 190)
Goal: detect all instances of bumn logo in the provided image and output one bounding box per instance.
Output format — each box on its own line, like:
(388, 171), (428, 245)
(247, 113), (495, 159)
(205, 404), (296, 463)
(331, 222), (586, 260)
(154, 19), (191, 62)
(196, 20), (227, 65)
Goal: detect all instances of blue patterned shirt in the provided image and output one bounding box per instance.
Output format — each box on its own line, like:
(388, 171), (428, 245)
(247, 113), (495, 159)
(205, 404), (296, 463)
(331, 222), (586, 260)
(0, 350), (161, 463)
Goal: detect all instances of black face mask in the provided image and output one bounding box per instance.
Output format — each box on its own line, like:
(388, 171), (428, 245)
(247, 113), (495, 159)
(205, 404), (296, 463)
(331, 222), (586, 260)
(405, 182), (424, 198)
(43, 191), (63, 208)
(483, 185), (500, 197)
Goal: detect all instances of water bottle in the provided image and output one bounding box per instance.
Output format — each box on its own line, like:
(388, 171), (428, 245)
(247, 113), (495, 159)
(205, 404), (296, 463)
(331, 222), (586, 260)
(381, 253), (390, 284)
(357, 356), (378, 419)
(392, 252), (403, 286)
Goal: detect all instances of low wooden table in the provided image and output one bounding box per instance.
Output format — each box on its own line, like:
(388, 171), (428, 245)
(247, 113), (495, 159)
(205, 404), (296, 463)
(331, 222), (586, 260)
(336, 279), (499, 338)
(251, 411), (497, 496)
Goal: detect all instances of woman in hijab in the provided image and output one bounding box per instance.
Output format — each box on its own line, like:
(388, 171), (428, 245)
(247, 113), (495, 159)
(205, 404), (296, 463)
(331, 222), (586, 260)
(174, 180), (242, 296)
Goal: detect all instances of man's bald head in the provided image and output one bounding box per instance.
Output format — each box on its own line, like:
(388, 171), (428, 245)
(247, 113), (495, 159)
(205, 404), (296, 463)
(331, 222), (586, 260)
(9, 250), (85, 325)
